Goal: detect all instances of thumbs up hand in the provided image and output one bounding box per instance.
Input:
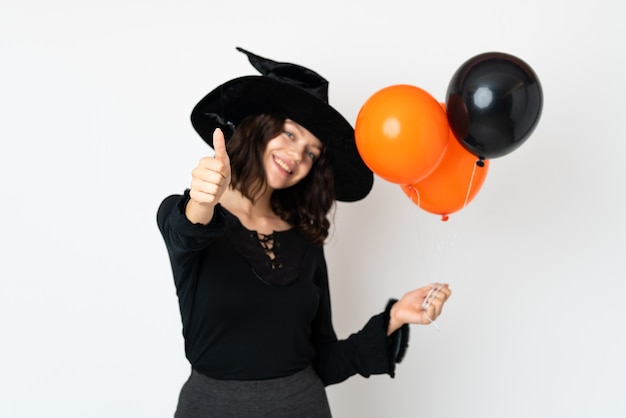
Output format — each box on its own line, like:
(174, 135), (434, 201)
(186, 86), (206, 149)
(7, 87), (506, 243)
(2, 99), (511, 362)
(186, 128), (232, 224)
(211, 127), (231, 169)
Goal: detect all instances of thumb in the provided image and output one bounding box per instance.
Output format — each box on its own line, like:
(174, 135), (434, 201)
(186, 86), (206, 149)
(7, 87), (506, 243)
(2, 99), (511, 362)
(212, 128), (229, 162)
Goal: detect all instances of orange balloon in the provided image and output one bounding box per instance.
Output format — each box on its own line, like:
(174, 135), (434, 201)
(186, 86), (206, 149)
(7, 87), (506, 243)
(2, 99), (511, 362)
(355, 84), (449, 185)
(401, 127), (489, 220)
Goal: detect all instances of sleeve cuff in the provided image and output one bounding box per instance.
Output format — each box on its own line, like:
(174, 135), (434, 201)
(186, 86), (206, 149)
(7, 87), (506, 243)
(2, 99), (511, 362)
(384, 299), (410, 367)
(176, 189), (226, 230)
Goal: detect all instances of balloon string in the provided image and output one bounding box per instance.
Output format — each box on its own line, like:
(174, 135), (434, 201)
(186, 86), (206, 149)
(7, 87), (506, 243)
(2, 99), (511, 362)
(443, 160), (478, 255)
(409, 186), (446, 331)
(421, 283), (444, 331)
(463, 162), (479, 210)
(409, 161), (475, 328)
(408, 161), (480, 330)
(409, 186), (442, 281)
(409, 186), (430, 276)
(409, 186), (443, 282)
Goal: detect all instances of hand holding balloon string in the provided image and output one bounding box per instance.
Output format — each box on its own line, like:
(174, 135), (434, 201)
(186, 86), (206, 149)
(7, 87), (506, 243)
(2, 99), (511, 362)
(421, 283), (446, 330)
(389, 282), (451, 335)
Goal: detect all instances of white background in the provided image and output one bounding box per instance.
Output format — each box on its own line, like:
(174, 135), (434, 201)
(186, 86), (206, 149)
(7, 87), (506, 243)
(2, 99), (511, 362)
(1, 0), (624, 417)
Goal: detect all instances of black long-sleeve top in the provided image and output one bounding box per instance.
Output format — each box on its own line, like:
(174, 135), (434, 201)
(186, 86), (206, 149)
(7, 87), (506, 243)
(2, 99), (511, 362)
(157, 191), (408, 385)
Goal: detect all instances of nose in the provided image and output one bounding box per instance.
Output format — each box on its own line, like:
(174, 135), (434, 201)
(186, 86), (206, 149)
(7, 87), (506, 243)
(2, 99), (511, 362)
(287, 143), (305, 164)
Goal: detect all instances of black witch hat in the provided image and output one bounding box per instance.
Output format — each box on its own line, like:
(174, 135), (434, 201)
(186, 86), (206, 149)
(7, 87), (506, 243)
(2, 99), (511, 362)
(190, 47), (373, 202)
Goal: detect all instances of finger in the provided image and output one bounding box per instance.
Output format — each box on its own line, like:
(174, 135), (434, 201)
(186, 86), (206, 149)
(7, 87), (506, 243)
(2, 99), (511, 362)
(212, 128), (229, 163)
(421, 303), (438, 324)
(417, 284), (437, 300)
(420, 283), (443, 309)
(431, 284), (449, 300)
(431, 298), (444, 317)
(434, 289), (451, 315)
(193, 161), (227, 181)
(421, 287), (436, 310)
(433, 284), (451, 302)
(192, 179), (222, 197)
(425, 293), (445, 318)
(189, 186), (219, 205)
(196, 157), (229, 181)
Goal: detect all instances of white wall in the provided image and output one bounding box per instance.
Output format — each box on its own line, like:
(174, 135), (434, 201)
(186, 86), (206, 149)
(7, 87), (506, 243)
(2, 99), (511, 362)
(1, 1), (624, 417)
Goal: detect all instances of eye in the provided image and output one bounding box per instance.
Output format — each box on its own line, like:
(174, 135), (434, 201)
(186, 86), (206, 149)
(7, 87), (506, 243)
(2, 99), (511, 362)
(307, 150), (319, 161)
(284, 130), (295, 140)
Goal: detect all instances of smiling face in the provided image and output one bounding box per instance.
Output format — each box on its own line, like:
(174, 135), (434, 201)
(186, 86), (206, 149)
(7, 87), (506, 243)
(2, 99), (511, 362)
(262, 119), (323, 191)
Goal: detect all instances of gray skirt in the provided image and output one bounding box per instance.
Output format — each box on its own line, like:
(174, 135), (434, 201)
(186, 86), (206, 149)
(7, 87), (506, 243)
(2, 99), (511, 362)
(174, 365), (332, 418)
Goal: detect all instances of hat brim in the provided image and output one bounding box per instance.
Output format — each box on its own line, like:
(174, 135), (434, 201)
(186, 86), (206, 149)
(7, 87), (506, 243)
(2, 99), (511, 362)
(190, 76), (373, 202)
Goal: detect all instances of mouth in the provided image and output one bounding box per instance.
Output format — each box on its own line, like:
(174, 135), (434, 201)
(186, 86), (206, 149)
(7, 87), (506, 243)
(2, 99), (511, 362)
(273, 155), (293, 174)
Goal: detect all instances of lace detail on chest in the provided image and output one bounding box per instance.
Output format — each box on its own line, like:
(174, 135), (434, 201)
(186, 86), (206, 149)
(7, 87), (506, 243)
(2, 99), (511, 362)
(221, 207), (309, 286)
(257, 232), (282, 270)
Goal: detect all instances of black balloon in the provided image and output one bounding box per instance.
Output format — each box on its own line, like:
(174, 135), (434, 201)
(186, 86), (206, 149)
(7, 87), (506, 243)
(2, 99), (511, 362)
(446, 52), (543, 160)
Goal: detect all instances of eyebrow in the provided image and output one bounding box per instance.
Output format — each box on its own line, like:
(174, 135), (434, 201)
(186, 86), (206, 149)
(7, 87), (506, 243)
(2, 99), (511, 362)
(285, 119), (301, 132)
(286, 119), (322, 149)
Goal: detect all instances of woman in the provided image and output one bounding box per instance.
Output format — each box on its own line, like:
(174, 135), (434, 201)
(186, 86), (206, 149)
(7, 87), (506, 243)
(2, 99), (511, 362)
(157, 47), (451, 417)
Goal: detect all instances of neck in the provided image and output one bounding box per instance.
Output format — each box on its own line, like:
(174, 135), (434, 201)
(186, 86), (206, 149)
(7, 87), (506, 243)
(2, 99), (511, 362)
(221, 187), (273, 218)
(221, 187), (291, 233)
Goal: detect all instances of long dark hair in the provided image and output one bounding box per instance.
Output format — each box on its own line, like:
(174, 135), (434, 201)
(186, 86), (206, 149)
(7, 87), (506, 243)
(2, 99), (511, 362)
(226, 114), (335, 245)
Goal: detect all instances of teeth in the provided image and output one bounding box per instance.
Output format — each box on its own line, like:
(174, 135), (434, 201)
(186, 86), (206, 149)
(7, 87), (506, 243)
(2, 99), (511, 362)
(275, 157), (292, 173)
